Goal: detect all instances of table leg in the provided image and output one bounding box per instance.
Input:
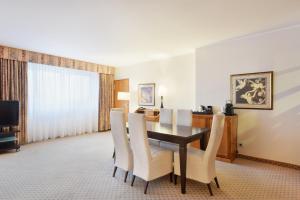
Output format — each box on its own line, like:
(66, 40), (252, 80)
(179, 144), (187, 194)
(200, 133), (208, 150)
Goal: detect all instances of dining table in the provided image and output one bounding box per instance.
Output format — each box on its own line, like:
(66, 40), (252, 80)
(128, 121), (210, 194)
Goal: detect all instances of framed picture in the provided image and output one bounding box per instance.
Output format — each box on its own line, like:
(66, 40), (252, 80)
(138, 83), (155, 106)
(230, 71), (273, 110)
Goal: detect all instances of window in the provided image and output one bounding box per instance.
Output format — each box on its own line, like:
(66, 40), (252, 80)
(27, 63), (99, 142)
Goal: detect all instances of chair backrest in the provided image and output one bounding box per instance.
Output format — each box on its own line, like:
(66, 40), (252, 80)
(111, 107), (124, 112)
(159, 108), (173, 124)
(177, 109), (192, 126)
(128, 113), (151, 171)
(203, 113), (225, 165)
(110, 111), (132, 170)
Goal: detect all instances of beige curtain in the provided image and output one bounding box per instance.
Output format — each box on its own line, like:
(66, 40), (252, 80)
(0, 45), (115, 74)
(0, 59), (27, 144)
(99, 73), (114, 131)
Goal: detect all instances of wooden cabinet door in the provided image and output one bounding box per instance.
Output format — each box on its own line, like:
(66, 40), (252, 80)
(192, 117), (206, 128)
(191, 115), (211, 148)
(216, 119), (229, 157)
(192, 114), (237, 162)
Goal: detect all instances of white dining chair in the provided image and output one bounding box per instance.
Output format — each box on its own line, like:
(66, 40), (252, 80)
(143, 110), (160, 146)
(110, 111), (133, 183)
(159, 108), (177, 150)
(149, 108), (173, 147)
(128, 113), (173, 194)
(173, 113), (225, 196)
(159, 108), (173, 124)
(111, 107), (124, 112)
(111, 108), (125, 159)
(160, 109), (193, 151)
(177, 109), (192, 126)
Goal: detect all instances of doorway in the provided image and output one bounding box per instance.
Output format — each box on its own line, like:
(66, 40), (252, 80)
(114, 79), (129, 121)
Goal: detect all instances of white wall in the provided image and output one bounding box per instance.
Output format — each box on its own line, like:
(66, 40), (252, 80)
(196, 25), (300, 165)
(115, 53), (195, 115)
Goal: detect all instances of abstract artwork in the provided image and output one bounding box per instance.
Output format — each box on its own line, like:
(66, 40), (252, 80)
(138, 83), (155, 106)
(230, 71), (273, 110)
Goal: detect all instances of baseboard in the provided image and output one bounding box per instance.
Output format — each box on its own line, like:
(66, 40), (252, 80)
(216, 156), (233, 163)
(99, 129), (111, 132)
(237, 154), (300, 170)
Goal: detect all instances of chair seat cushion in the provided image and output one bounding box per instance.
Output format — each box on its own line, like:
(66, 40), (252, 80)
(174, 147), (205, 161)
(174, 113), (225, 185)
(148, 138), (160, 146)
(150, 145), (172, 158)
(174, 147), (215, 183)
(160, 141), (178, 151)
(148, 145), (173, 181)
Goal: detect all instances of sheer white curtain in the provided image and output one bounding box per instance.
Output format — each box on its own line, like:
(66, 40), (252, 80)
(27, 63), (99, 143)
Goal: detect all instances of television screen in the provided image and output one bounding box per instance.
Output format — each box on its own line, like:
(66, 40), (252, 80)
(0, 101), (19, 126)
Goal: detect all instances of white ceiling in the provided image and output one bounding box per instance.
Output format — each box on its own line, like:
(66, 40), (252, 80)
(1, 0), (300, 67)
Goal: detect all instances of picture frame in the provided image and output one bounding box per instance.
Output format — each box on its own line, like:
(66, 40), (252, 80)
(138, 83), (155, 106)
(230, 71), (273, 110)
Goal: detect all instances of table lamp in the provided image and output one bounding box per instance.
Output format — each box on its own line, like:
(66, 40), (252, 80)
(158, 86), (166, 108)
(117, 92), (130, 112)
(117, 92), (130, 101)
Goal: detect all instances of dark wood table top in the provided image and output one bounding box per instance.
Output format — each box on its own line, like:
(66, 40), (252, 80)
(143, 121), (209, 145)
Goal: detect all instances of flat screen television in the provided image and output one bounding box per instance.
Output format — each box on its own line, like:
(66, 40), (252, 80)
(0, 101), (19, 126)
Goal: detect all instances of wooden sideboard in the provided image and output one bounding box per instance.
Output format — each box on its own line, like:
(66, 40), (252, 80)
(135, 108), (160, 122)
(192, 114), (238, 162)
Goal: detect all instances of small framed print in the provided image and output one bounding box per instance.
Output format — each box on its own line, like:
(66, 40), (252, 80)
(138, 83), (155, 106)
(230, 71), (273, 110)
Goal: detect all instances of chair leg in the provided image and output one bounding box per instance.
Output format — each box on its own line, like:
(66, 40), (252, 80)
(124, 171), (129, 182)
(144, 181), (149, 194)
(174, 174), (177, 185)
(207, 183), (213, 196)
(169, 172), (173, 182)
(131, 175), (136, 186)
(112, 149), (115, 158)
(214, 177), (220, 188)
(112, 166), (117, 177)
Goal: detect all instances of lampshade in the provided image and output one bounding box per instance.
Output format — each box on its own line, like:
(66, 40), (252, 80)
(117, 92), (130, 101)
(158, 86), (166, 96)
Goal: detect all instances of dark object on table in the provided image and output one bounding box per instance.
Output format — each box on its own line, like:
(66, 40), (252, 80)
(224, 100), (235, 115)
(135, 108), (160, 122)
(136, 107), (146, 113)
(193, 105), (213, 115)
(207, 106), (213, 113)
(135, 107), (160, 116)
(192, 111), (213, 115)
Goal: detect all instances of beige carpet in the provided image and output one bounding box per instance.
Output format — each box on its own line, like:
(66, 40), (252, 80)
(0, 132), (299, 200)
